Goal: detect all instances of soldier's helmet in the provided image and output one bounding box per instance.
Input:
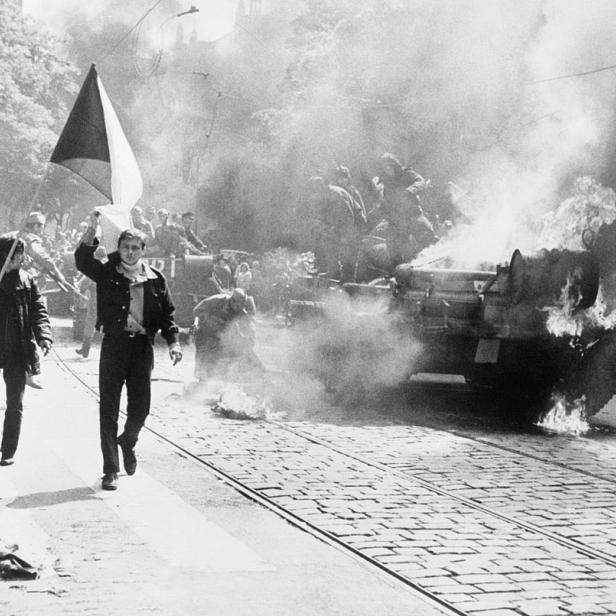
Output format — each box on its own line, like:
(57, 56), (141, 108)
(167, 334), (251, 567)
(25, 212), (46, 226)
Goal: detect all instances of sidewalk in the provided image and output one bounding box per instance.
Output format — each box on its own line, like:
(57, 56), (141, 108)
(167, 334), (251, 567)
(0, 341), (448, 616)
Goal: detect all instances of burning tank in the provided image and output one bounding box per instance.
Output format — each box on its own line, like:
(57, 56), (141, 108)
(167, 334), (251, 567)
(340, 223), (616, 417)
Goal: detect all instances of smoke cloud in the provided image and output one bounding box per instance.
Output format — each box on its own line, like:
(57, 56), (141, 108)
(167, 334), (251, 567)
(419, 0), (616, 267)
(263, 292), (422, 412)
(22, 1), (616, 258)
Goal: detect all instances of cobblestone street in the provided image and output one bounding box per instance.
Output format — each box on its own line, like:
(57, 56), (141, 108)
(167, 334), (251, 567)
(2, 327), (449, 616)
(34, 325), (616, 616)
(7, 2), (616, 614)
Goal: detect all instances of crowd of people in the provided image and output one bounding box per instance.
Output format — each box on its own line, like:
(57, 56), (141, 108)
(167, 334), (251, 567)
(0, 206), (265, 488)
(3, 151), (445, 317)
(131, 207), (209, 257)
(308, 152), (445, 283)
(0, 150), (449, 490)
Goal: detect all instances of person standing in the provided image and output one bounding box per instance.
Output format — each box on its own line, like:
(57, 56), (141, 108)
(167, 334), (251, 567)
(75, 211), (183, 491)
(130, 206), (155, 244)
(234, 261), (252, 291)
(332, 165), (368, 233)
(0, 235), (52, 466)
(18, 211), (69, 292)
(180, 211), (208, 254)
(307, 176), (359, 282)
(371, 153), (436, 263)
(74, 274), (97, 358)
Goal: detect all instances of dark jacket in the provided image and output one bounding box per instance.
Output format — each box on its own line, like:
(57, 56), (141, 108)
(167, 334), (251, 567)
(0, 269), (52, 374)
(74, 242), (179, 345)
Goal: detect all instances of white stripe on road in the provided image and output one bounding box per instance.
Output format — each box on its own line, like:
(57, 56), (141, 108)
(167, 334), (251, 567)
(0, 470), (17, 500)
(0, 471), (56, 578)
(50, 438), (274, 573)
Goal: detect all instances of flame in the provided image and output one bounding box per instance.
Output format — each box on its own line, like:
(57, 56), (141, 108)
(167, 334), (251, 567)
(536, 393), (590, 435)
(545, 280), (616, 338)
(211, 384), (284, 421)
(544, 271), (586, 337)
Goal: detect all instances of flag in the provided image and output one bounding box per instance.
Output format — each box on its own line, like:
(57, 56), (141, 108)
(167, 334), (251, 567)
(50, 64), (143, 211)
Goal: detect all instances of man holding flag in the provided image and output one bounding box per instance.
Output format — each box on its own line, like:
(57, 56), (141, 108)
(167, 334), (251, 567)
(76, 211), (182, 490)
(49, 64), (182, 490)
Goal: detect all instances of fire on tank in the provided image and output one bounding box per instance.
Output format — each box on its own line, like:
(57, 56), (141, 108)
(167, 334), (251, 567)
(293, 219), (616, 419)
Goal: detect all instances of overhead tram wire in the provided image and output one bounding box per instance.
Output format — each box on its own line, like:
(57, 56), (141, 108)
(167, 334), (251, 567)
(533, 61), (616, 84)
(98, 0), (166, 64)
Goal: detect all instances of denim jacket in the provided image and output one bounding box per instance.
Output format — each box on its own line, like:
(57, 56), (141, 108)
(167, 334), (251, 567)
(74, 242), (179, 345)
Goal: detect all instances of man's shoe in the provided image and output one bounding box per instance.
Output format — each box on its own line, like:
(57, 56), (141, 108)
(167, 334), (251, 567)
(101, 473), (118, 490)
(118, 437), (137, 476)
(0, 457), (14, 466)
(75, 348), (89, 358)
(25, 374), (43, 389)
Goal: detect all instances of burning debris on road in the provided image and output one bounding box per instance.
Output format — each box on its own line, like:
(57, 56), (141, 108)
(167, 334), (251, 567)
(536, 393), (590, 435)
(210, 385), (284, 422)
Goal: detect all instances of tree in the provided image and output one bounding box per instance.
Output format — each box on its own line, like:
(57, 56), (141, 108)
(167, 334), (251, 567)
(0, 3), (78, 225)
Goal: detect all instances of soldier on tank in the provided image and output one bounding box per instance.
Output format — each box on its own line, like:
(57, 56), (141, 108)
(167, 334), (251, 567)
(307, 176), (361, 282)
(371, 153), (437, 263)
(332, 165), (368, 233)
(154, 209), (190, 257)
(180, 212), (208, 255)
(130, 206), (155, 244)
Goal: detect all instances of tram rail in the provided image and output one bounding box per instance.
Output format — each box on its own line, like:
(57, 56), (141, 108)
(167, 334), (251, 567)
(52, 346), (616, 616)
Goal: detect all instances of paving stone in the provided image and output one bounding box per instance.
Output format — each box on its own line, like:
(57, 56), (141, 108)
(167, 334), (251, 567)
(562, 602), (609, 615)
(476, 583), (522, 593)
(514, 599), (569, 615)
(135, 347), (616, 616)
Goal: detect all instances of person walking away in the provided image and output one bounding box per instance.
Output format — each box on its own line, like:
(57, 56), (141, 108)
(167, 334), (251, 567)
(0, 235), (52, 466)
(75, 212), (183, 491)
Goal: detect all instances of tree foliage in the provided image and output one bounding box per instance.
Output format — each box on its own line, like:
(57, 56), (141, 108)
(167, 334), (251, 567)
(0, 3), (77, 223)
(29, 0), (598, 254)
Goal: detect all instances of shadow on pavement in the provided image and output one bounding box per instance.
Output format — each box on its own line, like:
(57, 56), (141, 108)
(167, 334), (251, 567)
(7, 487), (96, 509)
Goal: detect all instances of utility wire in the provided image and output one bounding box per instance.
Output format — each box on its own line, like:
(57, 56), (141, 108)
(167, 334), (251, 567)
(533, 62), (616, 84)
(99, 0), (165, 63)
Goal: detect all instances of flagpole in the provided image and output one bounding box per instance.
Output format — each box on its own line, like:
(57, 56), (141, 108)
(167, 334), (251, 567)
(0, 164), (51, 283)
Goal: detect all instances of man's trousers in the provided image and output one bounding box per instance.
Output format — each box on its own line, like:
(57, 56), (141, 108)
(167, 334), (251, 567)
(0, 354), (26, 459)
(99, 333), (153, 474)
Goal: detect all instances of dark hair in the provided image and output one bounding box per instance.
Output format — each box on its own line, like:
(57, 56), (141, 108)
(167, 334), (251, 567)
(0, 235), (25, 260)
(118, 228), (147, 249)
(181, 211), (194, 219)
